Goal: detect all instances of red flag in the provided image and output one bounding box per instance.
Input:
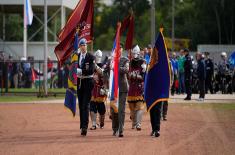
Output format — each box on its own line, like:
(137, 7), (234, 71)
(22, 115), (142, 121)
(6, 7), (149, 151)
(55, 0), (94, 65)
(120, 14), (134, 50)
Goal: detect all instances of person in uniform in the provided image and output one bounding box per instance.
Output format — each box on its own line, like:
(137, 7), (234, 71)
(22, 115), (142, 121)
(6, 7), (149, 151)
(111, 45), (130, 137)
(77, 38), (95, 136)
(218, 52), (230, 93)
(90, 50), (108, 130)
(127, 45), (146, 131)
(184, 49), (193, 100)
(196, 52), (206, 101)
(204, 52), (214, 94)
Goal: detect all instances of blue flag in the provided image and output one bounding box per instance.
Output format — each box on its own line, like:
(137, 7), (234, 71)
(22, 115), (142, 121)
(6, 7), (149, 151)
(64, 88), (77, 117)
(144, 30), (171, 112)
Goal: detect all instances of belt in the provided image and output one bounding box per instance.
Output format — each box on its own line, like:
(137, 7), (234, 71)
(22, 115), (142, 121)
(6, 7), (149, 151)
(78, 75), (93, 89)
(78, 75), (93, 79)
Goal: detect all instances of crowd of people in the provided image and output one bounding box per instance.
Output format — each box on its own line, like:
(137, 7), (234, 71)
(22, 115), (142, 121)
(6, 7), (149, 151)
(168, 49), (235, 101)
(0, 53), (69, 89)
(1, 48), (234, 96)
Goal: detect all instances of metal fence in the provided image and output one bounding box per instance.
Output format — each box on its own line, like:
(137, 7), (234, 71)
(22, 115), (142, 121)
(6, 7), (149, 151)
(0, 60), (67, 96)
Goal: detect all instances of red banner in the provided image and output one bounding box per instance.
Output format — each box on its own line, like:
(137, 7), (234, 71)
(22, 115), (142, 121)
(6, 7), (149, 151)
(120, 14), (134, 50)
(55, 0), (94, 65)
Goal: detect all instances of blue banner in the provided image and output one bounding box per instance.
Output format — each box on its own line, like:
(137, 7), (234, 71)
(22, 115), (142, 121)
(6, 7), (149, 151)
(144, 30), (171, 111)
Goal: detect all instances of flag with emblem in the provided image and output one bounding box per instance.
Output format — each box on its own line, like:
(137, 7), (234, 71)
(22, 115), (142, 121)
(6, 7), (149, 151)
(144, 29), (171, 112)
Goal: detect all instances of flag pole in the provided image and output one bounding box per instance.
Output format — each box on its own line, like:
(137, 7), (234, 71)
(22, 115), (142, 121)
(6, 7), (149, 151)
(23, 0), (27, 58)
(44, 0), (48, 96)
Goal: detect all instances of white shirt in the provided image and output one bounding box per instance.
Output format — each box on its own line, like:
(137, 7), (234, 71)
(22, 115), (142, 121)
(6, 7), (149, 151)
(79, 52), (87, 67)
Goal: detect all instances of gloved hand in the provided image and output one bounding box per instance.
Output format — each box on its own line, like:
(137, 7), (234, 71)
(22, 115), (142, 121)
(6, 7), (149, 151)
(77, 68), (82, 76)
(129, 72), (136, 79)
(100, 88), (106, 95)
(141, 63), (147, 72)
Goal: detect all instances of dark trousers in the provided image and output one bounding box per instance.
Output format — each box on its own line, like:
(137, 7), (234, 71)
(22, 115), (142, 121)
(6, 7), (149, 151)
(179, 72), (185, 94)
(205, 75), (213, 94)
(77, 79), (94, 129)
(111, 108), (119, 132)
(162, 101), (168, 117)
(185, 77), (192, 98)
(199, 79), (205, 98)
(150, 102), (162, 132)
(90, 101), (106, 115)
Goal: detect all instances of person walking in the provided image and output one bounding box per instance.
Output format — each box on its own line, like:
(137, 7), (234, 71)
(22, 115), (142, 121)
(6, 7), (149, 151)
(111, 45), (130, 137)
(77, 38), (95, 136)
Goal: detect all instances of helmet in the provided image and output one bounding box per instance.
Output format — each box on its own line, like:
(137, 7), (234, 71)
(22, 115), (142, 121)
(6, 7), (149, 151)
(94, 49), (102, 63)
(221, 52), (227, 58)
(131, 45), (140, 58)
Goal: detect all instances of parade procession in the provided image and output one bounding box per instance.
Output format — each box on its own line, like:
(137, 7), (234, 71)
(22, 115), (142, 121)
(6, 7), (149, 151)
(56, 0), (171, 138)
(0, 0), (235, 154)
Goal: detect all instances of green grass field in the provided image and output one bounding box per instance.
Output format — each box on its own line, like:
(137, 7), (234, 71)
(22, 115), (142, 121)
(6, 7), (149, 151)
(0, 88), (66, 102)
(4, 88), (66, 93)
(0, 96), (64, 102)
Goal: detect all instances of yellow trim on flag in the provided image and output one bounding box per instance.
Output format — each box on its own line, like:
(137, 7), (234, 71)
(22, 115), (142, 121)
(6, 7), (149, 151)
(147, 98), (169, 112)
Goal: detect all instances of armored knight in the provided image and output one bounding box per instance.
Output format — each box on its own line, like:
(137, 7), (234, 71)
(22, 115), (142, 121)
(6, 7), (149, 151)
(90, 50), (108, 130)
(127, 45), (147, 130)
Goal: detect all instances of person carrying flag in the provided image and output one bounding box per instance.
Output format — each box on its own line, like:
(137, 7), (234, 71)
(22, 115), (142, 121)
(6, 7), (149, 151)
(127, 45), (146, 131)
(77, 38), (95, 136)
(111, 45), (130, 137)
(144, 28), (171, 138)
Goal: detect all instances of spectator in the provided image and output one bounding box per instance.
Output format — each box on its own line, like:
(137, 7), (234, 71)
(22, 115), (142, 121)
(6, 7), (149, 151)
(184, 48), (193, 100)
(144, 44), (152, 65)
(47, 56), (53, 72)
(204, 52), (214, 94)
(20, 57), (32, 88)
(196, 52), (206, 101)
(170, 52), (178, 95)
(178, 49), (186, 94)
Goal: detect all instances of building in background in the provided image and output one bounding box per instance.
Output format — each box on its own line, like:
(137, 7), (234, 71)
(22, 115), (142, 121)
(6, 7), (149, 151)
(0, 0), (78, 60)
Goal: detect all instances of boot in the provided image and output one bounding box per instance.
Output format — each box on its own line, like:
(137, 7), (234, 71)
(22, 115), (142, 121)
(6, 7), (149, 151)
(90, 112), (97, 130)
(99, 114), (105, 129)
(136, 110), (143, 131)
